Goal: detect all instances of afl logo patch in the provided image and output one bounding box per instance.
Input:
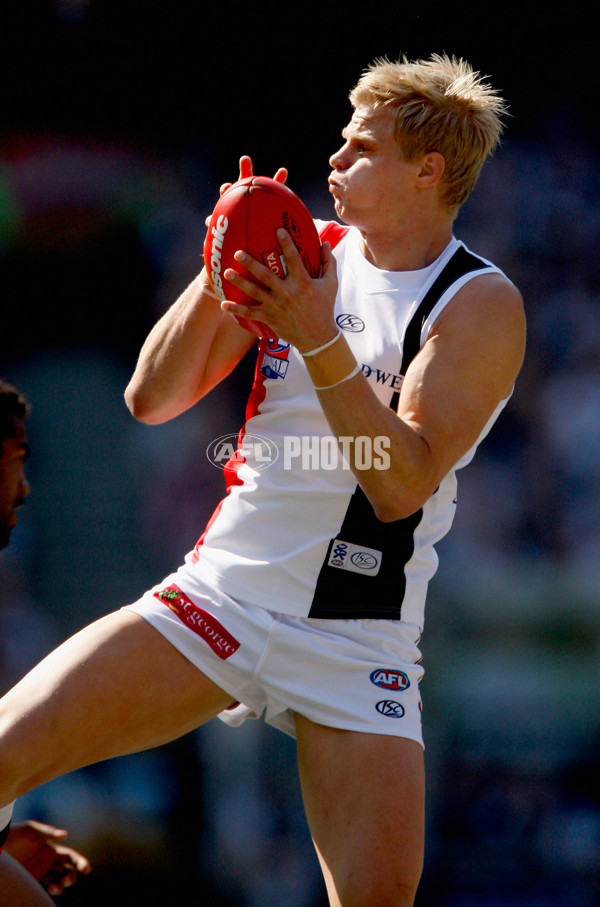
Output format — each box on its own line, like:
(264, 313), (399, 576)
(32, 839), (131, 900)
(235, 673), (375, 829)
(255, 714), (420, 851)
(370, 669), (411, 692)
(375, 700), (405, 718)
(336, 313), (365, 333)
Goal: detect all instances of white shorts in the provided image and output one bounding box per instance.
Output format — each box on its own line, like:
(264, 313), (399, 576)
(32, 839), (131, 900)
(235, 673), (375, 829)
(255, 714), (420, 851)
(124, 562), (424, 745)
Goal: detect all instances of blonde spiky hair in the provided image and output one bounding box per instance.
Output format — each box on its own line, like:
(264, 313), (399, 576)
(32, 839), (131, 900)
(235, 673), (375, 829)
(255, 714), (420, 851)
(349, 54), (508, 212)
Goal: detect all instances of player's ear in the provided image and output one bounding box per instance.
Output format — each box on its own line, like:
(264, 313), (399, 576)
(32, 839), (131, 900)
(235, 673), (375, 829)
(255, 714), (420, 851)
(417, 152), (445, 187)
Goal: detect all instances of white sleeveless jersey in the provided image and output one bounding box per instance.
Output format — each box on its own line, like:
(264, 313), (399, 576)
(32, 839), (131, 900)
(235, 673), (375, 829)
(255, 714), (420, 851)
(189, 223), (508, 625)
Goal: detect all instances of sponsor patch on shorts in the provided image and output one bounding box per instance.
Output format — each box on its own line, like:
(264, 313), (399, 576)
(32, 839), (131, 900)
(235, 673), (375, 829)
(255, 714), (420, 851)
(370, 668), (410, 692)
(327, 539), (382, 576)
(375, 700), (405, 718)
(154, 584), (240, 660)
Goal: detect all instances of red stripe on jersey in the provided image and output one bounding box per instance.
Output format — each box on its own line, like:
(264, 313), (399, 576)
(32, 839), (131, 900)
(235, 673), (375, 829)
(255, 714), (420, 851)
(191, 222), (349, 562)
(319, 221), (350, 249)
(192, 338), (269, 558)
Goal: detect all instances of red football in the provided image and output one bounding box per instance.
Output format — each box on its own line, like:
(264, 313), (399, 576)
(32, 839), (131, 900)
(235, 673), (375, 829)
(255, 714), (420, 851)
(203, 176), (321, 339)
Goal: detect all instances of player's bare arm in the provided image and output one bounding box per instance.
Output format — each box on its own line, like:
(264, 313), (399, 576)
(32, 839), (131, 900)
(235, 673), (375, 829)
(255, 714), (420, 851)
(126, 156), (287, 426)
(318, 273), (525, 520)
(391, 274), (525, 505)
(125, 272), (256, 425)
(223, 233), (526, 522)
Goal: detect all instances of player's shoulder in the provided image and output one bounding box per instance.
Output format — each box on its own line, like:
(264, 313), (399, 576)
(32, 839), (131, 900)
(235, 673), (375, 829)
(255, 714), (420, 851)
(431, 240), (525, 337)
(434, 269), (526, 378)
(444, 238), (522, 311)
(459, 268), (524, 319)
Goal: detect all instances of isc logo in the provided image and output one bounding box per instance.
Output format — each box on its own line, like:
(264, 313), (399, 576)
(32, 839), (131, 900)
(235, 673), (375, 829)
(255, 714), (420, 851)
(328, 538), (382, 576)
(370, 669), (410, 692)
(375, 700), (405, 718)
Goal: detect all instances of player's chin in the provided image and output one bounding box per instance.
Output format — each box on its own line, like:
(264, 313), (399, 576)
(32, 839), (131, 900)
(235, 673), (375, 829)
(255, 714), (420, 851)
(329, 185), (342, 206)
(334, 206), (354, 228)
(330, 193), (350, 222)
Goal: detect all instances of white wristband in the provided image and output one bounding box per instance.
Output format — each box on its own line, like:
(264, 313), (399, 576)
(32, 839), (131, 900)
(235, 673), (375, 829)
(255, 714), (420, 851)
(300, 328), (342, 357)
(313, 362), (362, 391)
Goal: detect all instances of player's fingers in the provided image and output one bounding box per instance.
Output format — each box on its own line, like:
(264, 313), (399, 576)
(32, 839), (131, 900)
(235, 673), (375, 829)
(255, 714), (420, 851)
(223, 264), (271, 306)
(232, 249), (283, 289)
(273, 167), (288, 184)
(320, 241), (335, 274)
(21, 820), (68, 841)
(221, 302), (265, 325)
(41, 846), (91, 894)
(320, 241), (339, 292)
(55, 845), (92, 874)
(219, 155), (254, 198)
(44, 866), (79, 896)
(275, 229), (308, 276)
(238, 155), (253, 179)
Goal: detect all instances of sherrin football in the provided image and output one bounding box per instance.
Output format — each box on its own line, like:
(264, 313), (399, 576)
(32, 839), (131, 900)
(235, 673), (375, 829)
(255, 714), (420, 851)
(203, 176), (321, 339)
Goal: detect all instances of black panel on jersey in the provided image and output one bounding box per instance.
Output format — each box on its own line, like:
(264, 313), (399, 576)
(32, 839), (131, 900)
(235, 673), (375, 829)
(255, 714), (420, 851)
(390, 245), (488, 411)
(308, 486), (423, 619)
(308, 245), (491, 621)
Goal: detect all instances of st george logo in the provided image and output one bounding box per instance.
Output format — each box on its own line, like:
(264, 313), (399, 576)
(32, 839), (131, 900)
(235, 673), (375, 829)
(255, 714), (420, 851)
(370, 669), (410, 692)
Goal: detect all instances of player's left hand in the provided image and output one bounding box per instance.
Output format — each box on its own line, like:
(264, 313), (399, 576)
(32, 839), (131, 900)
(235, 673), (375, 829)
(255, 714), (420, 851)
(219, 154), (288, 197)
(5, 820), (91, 896)
(222, 227), (339, 350)
(205, 155), (288, 229)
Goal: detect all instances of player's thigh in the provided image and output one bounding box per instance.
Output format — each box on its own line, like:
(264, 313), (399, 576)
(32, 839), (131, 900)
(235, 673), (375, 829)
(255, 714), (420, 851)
(294, 713), (425, 907)
(0, 609), (235, 801)
(0, 852), (55, 906)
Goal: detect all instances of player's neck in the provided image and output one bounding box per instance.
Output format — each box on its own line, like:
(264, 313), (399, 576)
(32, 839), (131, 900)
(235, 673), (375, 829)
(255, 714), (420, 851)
(358, 214), (454, 272)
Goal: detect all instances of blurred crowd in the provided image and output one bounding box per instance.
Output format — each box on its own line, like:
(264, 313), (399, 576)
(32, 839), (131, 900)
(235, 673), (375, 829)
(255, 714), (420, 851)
(0, 106), (599, 904)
